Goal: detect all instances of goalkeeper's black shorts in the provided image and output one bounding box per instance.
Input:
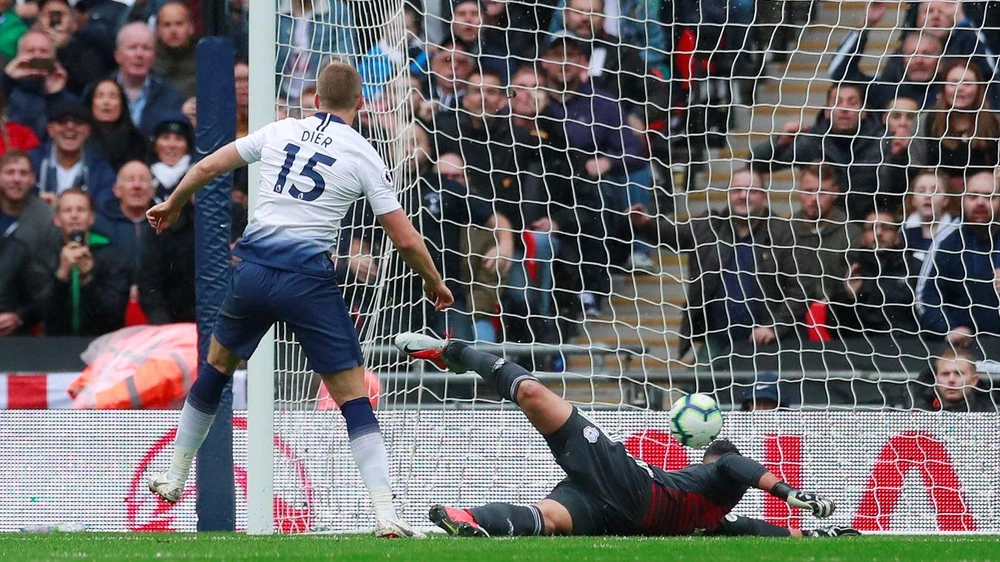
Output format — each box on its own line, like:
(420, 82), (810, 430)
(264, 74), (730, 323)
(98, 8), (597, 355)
(542, 408), (653, 535)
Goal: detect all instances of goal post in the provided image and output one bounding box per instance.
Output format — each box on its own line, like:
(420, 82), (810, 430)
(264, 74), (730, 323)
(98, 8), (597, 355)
(246, 0), (276, 537)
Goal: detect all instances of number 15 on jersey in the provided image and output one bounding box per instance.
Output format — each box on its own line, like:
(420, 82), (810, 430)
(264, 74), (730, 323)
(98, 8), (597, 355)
(273, 143), (337, 202)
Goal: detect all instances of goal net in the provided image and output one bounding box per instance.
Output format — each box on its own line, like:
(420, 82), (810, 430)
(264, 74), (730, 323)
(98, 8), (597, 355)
(248, 0), (1000, 534)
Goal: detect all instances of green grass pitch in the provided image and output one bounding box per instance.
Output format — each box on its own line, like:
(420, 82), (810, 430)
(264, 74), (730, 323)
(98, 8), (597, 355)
(1, 534), (997, 562)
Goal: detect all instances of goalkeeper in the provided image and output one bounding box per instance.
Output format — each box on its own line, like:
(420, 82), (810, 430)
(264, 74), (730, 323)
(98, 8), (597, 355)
(395, 332), (859, 538)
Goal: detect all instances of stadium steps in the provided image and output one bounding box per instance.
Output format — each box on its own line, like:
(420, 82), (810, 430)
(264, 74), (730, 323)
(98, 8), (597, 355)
(568, 1), (903, 375)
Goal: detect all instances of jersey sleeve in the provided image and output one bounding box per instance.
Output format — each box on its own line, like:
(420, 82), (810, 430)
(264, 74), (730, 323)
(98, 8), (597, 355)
(356, 149), (402, 216)
(713, 514), (792, 537)
(233, 122), (273, 164)
(714, 453), (769, 487)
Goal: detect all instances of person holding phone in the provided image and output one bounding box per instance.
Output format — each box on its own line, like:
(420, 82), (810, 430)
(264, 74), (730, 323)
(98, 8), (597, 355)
(1, 30), (74, 138)
(35, 0), (116, 97)
(42, 188), (130, 336)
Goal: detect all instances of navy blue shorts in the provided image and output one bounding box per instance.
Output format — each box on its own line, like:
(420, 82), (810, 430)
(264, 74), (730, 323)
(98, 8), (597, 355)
(213, 260), (364, 374)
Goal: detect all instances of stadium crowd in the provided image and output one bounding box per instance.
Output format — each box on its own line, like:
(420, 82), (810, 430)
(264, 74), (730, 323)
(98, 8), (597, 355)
(0, 0), (996, 412)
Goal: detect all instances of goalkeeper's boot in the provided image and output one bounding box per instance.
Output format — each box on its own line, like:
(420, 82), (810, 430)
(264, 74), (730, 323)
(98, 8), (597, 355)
(428, 505), (489, 537)
(374, 516), (426, 539)
(804, 526), (861, 538)
(147, 472), (184, 504)
(394, 332), (467, 373)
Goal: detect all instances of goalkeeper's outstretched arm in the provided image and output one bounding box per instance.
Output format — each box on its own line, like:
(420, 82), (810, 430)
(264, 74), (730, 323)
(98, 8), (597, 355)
(713, 453), (837, 519)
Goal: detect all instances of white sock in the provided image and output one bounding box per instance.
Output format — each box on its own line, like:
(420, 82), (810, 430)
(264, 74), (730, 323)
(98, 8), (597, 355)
(167, 402), (216, 482)
(349, 431), (397, 520)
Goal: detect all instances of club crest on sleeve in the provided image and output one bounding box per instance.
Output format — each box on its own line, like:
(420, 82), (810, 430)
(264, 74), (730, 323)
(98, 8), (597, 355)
(583, 426), (599, 444)
(382, 168), (393, 186)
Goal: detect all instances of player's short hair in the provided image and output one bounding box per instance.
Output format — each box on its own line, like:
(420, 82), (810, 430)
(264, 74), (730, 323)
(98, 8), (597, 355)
(0, 150), (31, 171)
(316, 61), (363, 112)
(703, 439), (740, 462)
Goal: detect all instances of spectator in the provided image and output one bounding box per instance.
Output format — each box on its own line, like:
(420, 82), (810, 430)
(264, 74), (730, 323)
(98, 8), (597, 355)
(147, 113), (192, 202)
(630, 168), (806, 361)
(42, 188), (129, 336)
(343, 126), (495, 341)
(505, 65), (578, 334)
(141, 196), (244, 324)
(830, 210), (919, 337)
(225, 0), (249, 61)
(907, 1), (997, 86)
(298, 84), (318, 119)
(540, 33), (645, 315)
(0, 232), (48, 335)
(152, 1), (197, 99)
(2, 30), (75, 139)
(922, 346), (996, 412)
(478, 0), (547, 63)
(790, 164), (862, 304)
(92, 160), (154, 275)
(421, 39), (473, 117)
(917, 170), (1000, 346)
(114, 22), (185, 136)
(0, 149), (58, 253)
(449, 0), (513, 79)
(235, 60), (248, 137)
(876, 95), (921, 205)
(30, 102), (116, 206)
(558, 0), (663, 117)
(901, 169), (955, 269)
(740, 372), (787, 411)
(751, 83), (887, 219)
(549, 0), (668, 68)
(35, 0), (115, 97)
(275, 0), (356, 104)
(0, 0), (28, 63)
(83, 78), (147, 170)
(911, 61), (1000, 184)
(434, 151), (499, 341)
(433, 68), (515, 194)
(404, 3), (431, 76)
(0, 90), (40, 155)
(828, 3), (944, 110)
(139, 196), (194, 323)
(433, 67), (567, 336)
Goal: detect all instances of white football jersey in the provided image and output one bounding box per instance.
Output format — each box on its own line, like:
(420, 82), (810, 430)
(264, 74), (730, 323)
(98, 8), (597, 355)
(233, 112), (401, 273)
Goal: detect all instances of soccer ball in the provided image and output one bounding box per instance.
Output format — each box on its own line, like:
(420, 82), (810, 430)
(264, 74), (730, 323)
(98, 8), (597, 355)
(669, 393), (724, 449)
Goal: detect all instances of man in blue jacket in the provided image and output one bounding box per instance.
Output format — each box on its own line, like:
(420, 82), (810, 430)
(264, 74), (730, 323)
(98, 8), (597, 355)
(917, 169), (1000, 347)
(113, 22), (184, 136)
(540, 32), (647, 316)
(93, 160), (155, 276)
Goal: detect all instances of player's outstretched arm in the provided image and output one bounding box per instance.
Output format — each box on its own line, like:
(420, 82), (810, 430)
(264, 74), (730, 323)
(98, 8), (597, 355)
(146, 143), (247, 234)
(377, 208), (454, 311)
(714, 454), (836, 519)
(761, 473), (836, 519)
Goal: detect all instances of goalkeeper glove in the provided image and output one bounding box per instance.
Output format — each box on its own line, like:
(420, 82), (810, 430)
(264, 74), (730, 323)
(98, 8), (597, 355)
(772, 483), (835, 518)
(787, 491), (836, 518)
(803, 526), (861, 538)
